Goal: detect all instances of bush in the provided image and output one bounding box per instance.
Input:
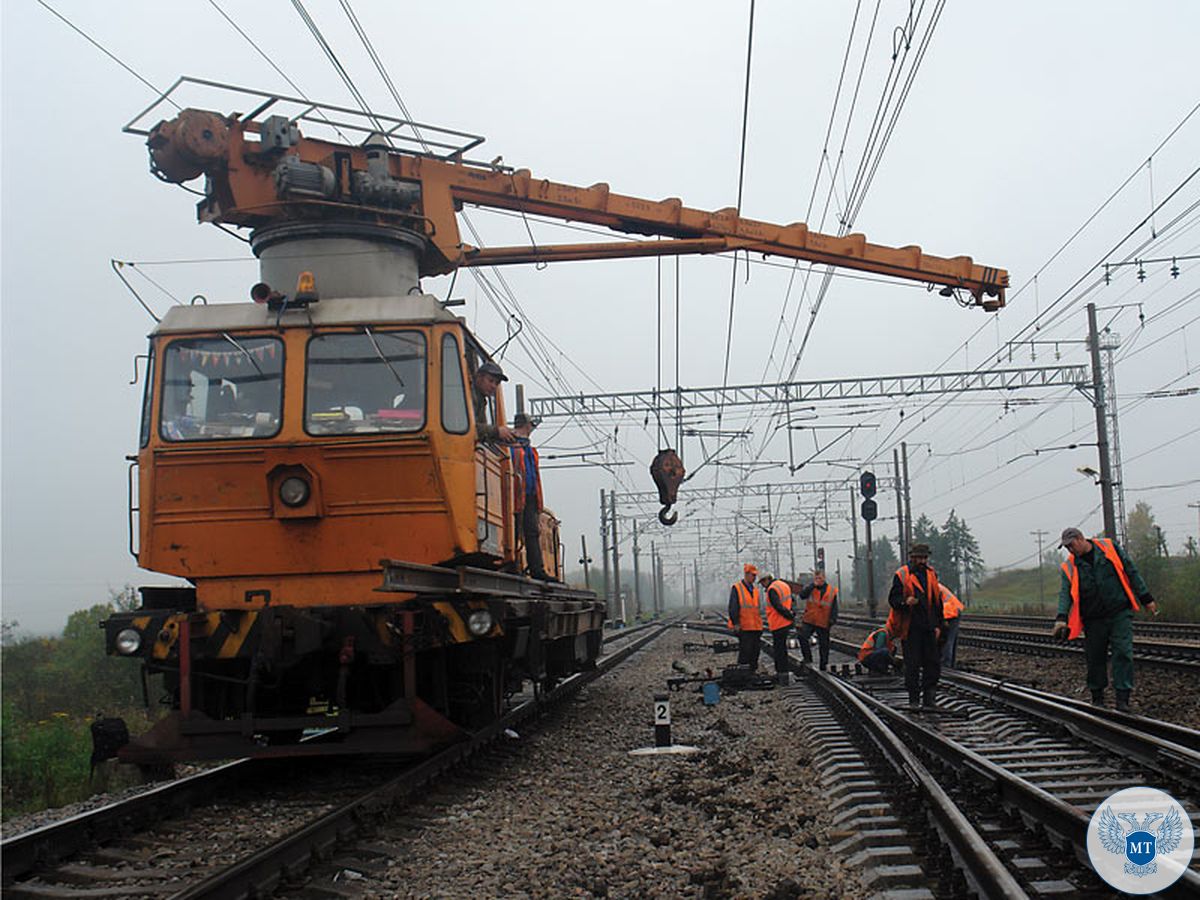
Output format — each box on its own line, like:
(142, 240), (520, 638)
(1, 705), (92, 816)
(1, 599), (164, 818)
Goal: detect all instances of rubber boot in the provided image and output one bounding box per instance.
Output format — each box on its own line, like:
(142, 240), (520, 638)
(908, 693), (921, 711)
(1090, 690), (1105, 707)
(922, 688), (936, 709)
(1115, 690), (1131, 713)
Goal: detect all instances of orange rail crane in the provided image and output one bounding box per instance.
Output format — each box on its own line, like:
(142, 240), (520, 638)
(101, 79), (1006, 764)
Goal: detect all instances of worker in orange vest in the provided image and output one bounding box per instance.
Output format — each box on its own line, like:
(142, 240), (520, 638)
(939, 585), (964, 668)
(858, 622), (897, 674)
(760, 573), (796, 683)
(509, 413), (549, 580)
(1052, 527), (1157, 711)
(887, 542), (944, 710)
(726, 563), (764, 670)
(797, 569), (838, 671)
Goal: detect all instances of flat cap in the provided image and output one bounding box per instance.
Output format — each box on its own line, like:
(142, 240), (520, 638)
(1059, 527), (1084, 547)
(909, 542), (931, 557)
(477, 360), (508, 381)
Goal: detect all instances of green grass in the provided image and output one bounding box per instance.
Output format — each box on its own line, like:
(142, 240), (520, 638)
(969, 566), (1059, 616)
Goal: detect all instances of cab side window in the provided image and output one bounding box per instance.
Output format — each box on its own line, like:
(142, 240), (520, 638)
(465, 341), (495, 429)
(441, 333), (469, 434)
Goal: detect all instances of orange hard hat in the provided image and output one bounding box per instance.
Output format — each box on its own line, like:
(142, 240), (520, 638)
(743, 563), (758, 575)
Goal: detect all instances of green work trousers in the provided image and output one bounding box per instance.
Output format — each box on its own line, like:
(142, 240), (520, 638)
(1083, 609), (1134, 692)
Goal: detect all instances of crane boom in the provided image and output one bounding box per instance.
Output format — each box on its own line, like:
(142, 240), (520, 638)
(136, 79), (1007, 308)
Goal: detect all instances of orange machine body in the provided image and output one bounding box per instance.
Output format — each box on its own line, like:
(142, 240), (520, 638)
(135, 297), (527, 610)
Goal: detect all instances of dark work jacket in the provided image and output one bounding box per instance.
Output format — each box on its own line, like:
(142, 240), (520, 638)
(1056, 541), (1150, 622)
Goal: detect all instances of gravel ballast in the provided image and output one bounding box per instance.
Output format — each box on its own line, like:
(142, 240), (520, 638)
(347, 626), (870, 899)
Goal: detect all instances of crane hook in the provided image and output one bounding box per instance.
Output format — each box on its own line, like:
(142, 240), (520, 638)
(649, 449), (685, 529)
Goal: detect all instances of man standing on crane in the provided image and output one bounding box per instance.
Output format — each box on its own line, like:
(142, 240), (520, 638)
(1052, 527), (1158, 711)
(509, 413), (549, 581)
(727, 564), (764, 670)
(888, 543), (944, 710)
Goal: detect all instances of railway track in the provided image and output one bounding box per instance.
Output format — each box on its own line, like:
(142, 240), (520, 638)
(806, 638), (1200, 897)
(959, 613), (1200, 643)
(678, 620), (1200, 894)
(1, 621), (669, 899)
(837, 612), (1200, 672)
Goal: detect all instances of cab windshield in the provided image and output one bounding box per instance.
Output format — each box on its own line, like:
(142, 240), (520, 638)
(160, 336), (284, 441)
(305, 330), (427, 435)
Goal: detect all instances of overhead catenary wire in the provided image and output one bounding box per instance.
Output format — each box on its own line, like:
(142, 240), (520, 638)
(35, 0), (178, 109)
(207, 0), (353, 143)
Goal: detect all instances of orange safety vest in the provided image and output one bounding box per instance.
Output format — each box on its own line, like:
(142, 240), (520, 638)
(887, 564), (942, 641)
(509, 442), (543, 512)
(801, 584), (838, 629)
(1061, 537), (1140, 640)
(858, 627), (893, 662)
(765, 580), (794, 631)
(941, 587), (964, 620)
(733, 581), (764, 631)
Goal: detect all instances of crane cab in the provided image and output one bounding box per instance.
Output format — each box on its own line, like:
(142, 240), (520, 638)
(133, 292), (521, 611)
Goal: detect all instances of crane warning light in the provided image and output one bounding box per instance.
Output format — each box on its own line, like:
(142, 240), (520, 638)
(859, 471), (877, 498)
(295, 271), (319, 303)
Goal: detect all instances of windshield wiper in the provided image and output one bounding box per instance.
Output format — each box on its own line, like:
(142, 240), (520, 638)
(363, 326), (405, 388)
(220, 332), (265, 377)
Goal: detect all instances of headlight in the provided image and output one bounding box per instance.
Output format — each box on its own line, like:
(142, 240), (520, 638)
(467, 609), (494, 637)
(279, 476), (311, 507)
(115, 628), (142, 655)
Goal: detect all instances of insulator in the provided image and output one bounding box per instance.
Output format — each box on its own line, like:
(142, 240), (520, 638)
(274, 156), (336, 199)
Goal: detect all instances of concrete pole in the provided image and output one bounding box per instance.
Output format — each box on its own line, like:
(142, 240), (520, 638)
(901, 441), (913, 552)
(580, 534), (592, 589)
(652, 542), (662, 619)
(610, 491), (622, 620)
(600, 489), (610, 603)
(865, 515), (876, 618)
(1031, 529), (1048, 608)
(849, 488), (859, 604)
(658, 551), (666, 613)
(894, 447), (905, 551)
(631, 521), (642, 621)
(1087, 302), (1118, 538)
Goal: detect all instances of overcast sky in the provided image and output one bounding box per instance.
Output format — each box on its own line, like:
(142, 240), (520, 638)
(4, 1), (1199, 634)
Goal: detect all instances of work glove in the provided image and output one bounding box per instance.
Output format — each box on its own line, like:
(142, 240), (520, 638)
(1051, 618), (1070, 641)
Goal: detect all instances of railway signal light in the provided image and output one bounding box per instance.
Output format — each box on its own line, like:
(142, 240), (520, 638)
(816, 547), (825, 570)
(860, 471), (877, 498)
(861, 499), (878, 522)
